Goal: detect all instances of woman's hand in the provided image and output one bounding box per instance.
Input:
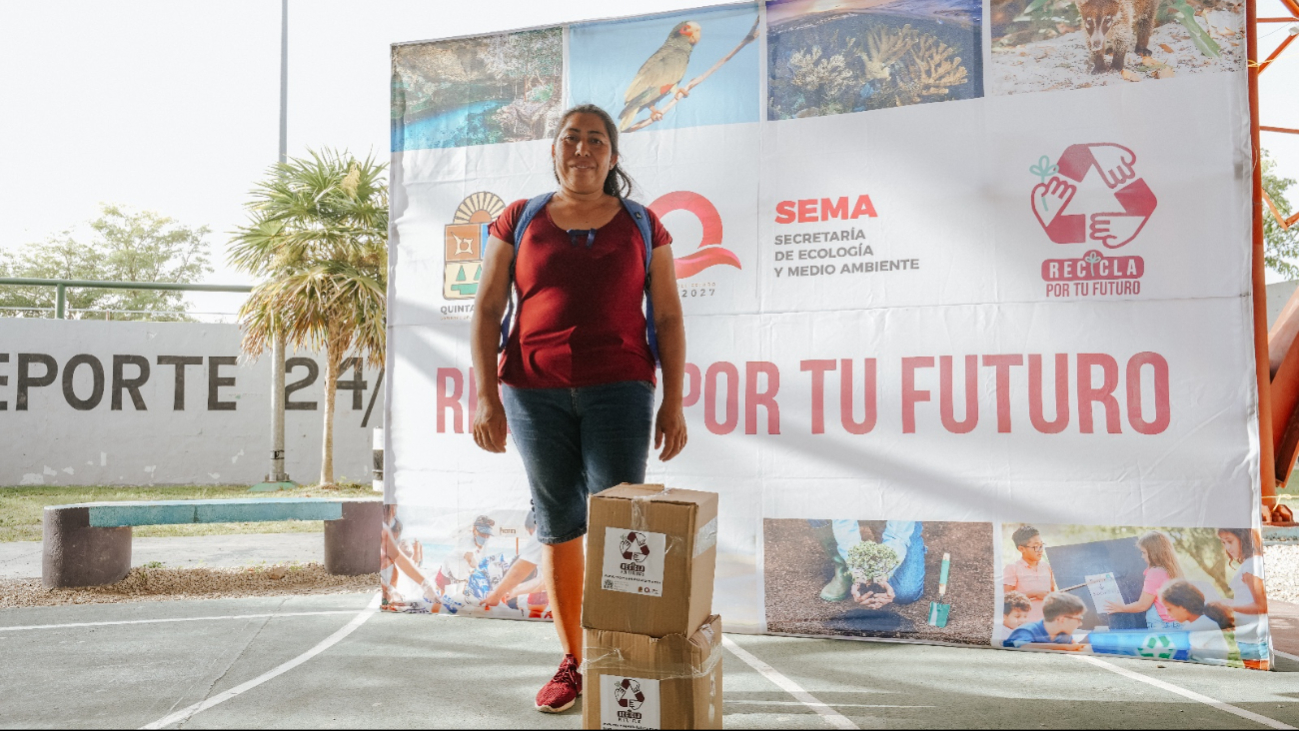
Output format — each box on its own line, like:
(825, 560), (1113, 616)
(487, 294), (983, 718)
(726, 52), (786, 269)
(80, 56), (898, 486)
(473, 399), (509, 453)
(1103, 600), (1126, 614)
(655, 402), (687, 461)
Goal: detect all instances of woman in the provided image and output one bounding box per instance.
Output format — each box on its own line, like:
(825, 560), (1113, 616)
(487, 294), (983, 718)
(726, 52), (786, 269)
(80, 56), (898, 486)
(469, 104), (688, 713)
(1002, 525), (1056, 623)
(1217, 528), (1270, 670)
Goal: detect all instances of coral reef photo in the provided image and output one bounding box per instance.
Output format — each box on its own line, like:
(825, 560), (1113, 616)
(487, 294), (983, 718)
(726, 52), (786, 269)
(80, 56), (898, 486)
(767, 0), (983, 119)
(391, 28), (564, 150)
(989, 0), (1243, 95)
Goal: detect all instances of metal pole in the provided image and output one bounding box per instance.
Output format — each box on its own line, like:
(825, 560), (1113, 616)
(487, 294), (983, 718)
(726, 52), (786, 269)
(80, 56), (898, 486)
(272, 0), (292, 484)
(1247, 0), (1277, 520)
(55, 284), (65, 320)
(279, 0), (288, 164)
(256, 0), (293, 490)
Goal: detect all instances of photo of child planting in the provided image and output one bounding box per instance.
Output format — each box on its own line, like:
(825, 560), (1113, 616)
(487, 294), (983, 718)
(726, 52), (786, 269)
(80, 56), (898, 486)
(987, 0), (1243, 95)
(995, 523), (1271, 668)
(763, 519), (995, 645)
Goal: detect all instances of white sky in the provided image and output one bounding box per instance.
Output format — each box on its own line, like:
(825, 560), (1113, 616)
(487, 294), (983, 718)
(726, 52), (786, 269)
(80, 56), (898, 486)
(0, 0), (1296, 318)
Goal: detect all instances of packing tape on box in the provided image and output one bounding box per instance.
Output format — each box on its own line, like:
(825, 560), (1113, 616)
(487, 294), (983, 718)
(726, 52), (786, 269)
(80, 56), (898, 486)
(693, 517), (718, 557)
(629, 491), (668, 531)
(583, 620), (723, 680)
(630, 488), (689, 556)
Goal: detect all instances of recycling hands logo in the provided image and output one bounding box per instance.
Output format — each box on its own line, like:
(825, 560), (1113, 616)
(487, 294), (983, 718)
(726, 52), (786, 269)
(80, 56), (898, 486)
(615, 678), (646, 710)
(1031, 144), (1157, 249)
(619, 531), (651, 563)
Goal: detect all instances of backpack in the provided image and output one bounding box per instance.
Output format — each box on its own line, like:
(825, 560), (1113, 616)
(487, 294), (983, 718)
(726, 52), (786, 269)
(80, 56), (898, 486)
(497, 192), (660, 364)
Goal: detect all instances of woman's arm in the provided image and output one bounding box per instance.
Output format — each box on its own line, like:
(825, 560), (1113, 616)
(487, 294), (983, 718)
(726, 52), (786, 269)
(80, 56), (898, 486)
(1105, 592), (1156, 614)
(1231, 572), (1268, 615)
(648, 245), (687, 461)
(470, 237), (515, 453)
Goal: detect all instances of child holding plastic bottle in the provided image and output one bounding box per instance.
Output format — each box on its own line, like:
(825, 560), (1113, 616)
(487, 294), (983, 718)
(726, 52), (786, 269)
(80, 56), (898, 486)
(1104, 530), (1184, 630)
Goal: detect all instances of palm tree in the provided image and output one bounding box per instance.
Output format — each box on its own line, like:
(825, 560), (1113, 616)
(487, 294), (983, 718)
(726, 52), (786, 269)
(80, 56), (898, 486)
(230, 149), (387, 485)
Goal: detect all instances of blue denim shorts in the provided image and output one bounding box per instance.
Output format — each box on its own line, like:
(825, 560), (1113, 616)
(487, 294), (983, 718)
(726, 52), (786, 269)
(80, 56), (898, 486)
(502, 380), (655, 544)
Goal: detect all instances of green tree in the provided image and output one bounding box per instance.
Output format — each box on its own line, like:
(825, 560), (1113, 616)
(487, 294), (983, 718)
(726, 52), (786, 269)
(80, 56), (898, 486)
(230, 149), (387, 486)
(0, 204), (212, 320)
(1264, 150), (1299, 279)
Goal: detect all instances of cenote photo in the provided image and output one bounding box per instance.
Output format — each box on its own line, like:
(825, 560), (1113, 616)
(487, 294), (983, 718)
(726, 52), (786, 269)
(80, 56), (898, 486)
(392, 99), (509, 151)
(767, 0), (984, 120)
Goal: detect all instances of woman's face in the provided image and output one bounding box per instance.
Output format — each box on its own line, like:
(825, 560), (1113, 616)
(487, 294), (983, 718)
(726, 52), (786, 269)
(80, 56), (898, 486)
(553, 112), (616, 195)
(1139, 546), (1149, 566)
(1219, 532), (1241, 561)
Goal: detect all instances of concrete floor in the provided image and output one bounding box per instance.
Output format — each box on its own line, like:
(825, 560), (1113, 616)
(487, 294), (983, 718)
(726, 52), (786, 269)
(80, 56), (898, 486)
(2, 591), (1297, 729)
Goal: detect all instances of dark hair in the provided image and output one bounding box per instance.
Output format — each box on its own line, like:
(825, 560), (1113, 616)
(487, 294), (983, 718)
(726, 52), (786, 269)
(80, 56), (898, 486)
(1004, 591), (1032, 615)
(1012, 525), (1041, 548)
(1163, 580), (1237, 629)
(1042, 591), (1085, 621)
(1160, 579), (1205, 615)
(552, 104), (635, 199)
(1216, 528), (1261, 562)
(1205, 601), (1236, 630)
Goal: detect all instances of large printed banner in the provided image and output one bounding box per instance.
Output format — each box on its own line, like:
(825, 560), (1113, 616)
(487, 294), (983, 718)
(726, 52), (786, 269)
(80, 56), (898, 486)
(386, 0), (1273, 669)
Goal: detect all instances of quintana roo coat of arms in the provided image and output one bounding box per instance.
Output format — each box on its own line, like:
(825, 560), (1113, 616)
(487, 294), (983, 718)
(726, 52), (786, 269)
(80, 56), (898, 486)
(444, 192), (506, 300)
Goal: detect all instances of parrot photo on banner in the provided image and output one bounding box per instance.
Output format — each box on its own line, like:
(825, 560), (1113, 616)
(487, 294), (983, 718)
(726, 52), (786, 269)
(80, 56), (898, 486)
(617, 20), (701, 131)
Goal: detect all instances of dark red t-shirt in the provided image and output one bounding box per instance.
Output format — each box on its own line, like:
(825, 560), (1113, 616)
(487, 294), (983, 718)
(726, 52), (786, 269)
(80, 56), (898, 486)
(489, 198), (672, 389)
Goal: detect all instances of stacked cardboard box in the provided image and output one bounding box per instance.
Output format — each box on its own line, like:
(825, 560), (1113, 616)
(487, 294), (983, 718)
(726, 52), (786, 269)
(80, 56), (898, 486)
(582, 484), (721, 730)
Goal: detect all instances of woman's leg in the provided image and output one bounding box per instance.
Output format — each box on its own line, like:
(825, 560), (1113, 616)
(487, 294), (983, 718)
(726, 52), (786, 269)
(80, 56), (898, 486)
(501, 385), (587, 660)
(544, 537), (585, 662)
(576, 381), (655, 498)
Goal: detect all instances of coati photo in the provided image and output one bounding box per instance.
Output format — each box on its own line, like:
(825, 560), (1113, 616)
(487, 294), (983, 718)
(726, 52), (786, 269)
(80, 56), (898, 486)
(988, 0), (1243, 94)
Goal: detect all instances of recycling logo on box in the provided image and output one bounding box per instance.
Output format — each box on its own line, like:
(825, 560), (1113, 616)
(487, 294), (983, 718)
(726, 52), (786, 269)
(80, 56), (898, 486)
(601, 527), (667, 596)
(620, 531), (651, 563)
(602, 676), (661, 729)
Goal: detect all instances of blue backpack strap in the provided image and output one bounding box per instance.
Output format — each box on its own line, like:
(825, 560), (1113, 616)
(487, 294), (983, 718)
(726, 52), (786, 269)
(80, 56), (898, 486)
(498, 193), (554, 353)
(621, 198), (660, 366)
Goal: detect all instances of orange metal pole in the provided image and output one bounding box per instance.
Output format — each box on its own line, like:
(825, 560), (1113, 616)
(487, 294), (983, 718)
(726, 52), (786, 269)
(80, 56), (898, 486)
(1248, 0), (1279, 517)
(1259, 32), (1297, 72)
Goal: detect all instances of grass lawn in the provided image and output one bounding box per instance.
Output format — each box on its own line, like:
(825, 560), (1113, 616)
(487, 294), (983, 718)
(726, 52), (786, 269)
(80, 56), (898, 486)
(0, 483), (377, 542)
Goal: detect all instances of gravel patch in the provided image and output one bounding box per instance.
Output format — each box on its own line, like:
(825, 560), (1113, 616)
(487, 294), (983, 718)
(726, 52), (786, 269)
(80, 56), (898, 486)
(0, 563), (377, 609)
(1266, 544), (1299, 605)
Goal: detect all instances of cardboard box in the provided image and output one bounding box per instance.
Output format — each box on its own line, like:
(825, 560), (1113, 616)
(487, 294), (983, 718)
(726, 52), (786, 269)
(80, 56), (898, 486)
(583, 484), (718, 638)
(583, 615), (723, 730)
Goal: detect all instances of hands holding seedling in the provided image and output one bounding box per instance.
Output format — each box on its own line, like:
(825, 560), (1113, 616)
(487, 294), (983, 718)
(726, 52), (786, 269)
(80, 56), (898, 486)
(852, 575), (896, 609)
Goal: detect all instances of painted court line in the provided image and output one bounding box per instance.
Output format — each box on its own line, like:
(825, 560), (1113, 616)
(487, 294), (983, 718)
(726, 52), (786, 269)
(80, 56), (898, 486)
(1072, 654), (1295, 730)
(140, 594), (380, 730)
(1276, 649), (1299, 664)
(722, 636), (857, 730)
(725, 700), (935, 709)
(0, 611), (358, 633)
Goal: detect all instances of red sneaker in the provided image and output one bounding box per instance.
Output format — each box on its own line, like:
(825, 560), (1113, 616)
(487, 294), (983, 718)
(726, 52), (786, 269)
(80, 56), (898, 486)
(535, 654), (582, 713)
